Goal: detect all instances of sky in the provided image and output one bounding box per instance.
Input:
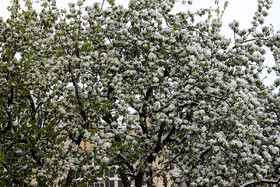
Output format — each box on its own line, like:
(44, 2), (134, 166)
(0, 0), (279, 86)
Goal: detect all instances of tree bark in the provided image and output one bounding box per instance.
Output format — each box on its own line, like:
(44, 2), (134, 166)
(146, 169), (153, 187)
(134, 172), (144, 187)
(65, 169), (73, 187)
(120, 171), (131, 187)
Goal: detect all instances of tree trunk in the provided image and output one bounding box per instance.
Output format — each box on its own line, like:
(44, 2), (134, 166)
(147, 155), (154, 187)
(134, 172), (144, 187)
(65, 169), (73, 187)
(146, 169), (153, 187)
(120, 172), (131, 187)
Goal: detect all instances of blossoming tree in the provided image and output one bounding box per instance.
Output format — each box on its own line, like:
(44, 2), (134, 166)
(1, 0), (280, 186)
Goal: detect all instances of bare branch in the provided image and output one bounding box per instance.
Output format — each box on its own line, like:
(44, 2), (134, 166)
(241, 178), (280, 187)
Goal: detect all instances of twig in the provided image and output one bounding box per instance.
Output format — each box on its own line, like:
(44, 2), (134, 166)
(101, 0), (105, 10)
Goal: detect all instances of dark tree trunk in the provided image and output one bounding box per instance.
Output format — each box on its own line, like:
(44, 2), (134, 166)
(134, 172), (144, 187)
(120, 172), (131, 187)
(147, 155), (155, 187)
(146, 169), (153, 187)
(65, 169), (73, 187)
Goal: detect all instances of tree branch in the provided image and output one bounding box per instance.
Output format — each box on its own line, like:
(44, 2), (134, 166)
(241, 178), (280, 187)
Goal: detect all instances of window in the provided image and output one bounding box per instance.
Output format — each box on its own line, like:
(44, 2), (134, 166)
(105, 181), (115, 187)
(70, 169), (125, 187)
(105, 180), (124, 187)
(105, 171), (115, 178)
(104, 171), (125, 187)
(90, 183), (104, 187)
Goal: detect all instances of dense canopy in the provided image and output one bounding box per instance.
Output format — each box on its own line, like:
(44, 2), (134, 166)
(1, 0), (280, 186)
